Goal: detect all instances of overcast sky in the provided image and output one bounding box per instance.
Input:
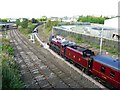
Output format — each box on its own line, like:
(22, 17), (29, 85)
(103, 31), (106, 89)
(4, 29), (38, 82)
(0, 0), (119, 18)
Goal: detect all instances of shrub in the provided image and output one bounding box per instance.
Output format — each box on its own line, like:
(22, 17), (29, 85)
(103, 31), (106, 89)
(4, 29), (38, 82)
(21, 18), (28, 28)
(2, 58), (25, 89)
(2, 38), (25, 89)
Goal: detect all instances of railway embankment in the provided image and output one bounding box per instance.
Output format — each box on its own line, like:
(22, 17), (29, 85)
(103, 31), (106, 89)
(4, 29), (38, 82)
(37, 25), (119, 59)
(10, 29), (107, 88)
(1, 31), (25, 89)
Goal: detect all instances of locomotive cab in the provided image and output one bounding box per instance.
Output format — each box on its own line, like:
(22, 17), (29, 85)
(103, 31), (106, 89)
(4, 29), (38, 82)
(69, 45), (94, 58)
(83, 49), (94, 58)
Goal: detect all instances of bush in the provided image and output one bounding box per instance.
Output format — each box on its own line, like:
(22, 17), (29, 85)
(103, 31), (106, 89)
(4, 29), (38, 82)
(2, 38), (25, 89)
(21, 18), (28, 28)
(16, 19), (20, 27)
(2, 38), (14, 55)
(7, 46), (14, 55)
(28, 23), (36, 33)
(2, 58), (25, 89)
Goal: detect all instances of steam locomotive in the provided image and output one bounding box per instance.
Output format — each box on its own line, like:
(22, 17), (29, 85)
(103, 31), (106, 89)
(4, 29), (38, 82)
(48, 35), (120, 89)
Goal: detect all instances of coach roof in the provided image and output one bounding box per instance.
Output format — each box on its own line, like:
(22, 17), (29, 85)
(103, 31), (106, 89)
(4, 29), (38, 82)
(93, 55), (120, 71)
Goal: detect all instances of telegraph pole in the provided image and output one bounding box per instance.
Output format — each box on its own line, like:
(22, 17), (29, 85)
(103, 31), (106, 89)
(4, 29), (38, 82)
(100, 28), (103, 54)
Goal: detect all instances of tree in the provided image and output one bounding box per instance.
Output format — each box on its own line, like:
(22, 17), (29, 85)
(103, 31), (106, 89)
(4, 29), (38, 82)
(40, 16), (47, 21)
(31, 18), (38, 23)
(77, 15), (106, 24)
(0, 18), (2, 22)
(1, 18), (8, 23)
(16, 19), (20, 27)
(21, 18), (28, 28)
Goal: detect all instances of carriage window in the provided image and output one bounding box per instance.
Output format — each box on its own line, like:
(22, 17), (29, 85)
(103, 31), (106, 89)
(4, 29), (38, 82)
(110, 71), (115, 78)
(100, 66), (106, 73)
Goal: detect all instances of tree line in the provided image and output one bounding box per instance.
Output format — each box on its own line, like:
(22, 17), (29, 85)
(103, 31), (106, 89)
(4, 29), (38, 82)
(77, 15), (110, 24)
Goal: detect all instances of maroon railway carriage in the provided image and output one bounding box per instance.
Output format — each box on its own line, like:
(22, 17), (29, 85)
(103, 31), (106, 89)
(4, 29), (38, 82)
(65, 45), (94, 70)
(92, 55), (120, 89)
(48, 35), (120, 89)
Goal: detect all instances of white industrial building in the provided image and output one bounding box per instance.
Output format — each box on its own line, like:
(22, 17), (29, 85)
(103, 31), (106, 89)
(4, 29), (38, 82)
(104, 17), (119, 40)
(104, 17), (118, 29)
(53, 21), (119, 41)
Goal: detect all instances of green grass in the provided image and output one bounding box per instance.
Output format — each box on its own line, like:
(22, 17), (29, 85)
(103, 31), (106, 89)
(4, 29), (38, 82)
(103, 46), (120, 55)
(64, 33), (119, 55)
(2, 37), (25, 89)
(35, 38), (41, 48)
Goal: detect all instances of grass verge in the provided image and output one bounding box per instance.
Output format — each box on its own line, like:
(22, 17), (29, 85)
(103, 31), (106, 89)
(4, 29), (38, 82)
(1, 37), (25, 89)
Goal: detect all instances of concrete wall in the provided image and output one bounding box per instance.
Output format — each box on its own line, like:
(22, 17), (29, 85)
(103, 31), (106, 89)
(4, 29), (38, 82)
(53, 28), (119, 51)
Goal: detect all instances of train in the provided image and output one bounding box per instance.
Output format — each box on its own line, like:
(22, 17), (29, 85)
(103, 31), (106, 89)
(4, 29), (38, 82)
(1, 23), (17, 30)
(47, 34), (120, 89)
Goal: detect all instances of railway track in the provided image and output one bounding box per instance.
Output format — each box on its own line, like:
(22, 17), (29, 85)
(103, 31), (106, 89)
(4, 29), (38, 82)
(8, 29), (107, 89)
(8, 31), (83, 88)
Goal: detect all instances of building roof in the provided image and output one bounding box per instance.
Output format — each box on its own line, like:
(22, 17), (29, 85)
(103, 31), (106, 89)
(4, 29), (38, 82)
(93, 55), (120, 71)
(53, 26), (76, 31)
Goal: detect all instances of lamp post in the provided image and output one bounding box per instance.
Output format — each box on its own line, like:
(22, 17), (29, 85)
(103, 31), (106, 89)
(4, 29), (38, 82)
(52, 26), (54, 36)
(100, 28), (103, 54)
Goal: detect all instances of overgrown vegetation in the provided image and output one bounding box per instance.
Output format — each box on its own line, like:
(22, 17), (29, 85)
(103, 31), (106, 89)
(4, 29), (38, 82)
(0, 18), (8, 23)
(77, 15), (109, 24)
(43, 20), (59, 36)
(21, 18), (29, 28)
(2, 38), (25, 89)
(69, 34), (120, 55)
(45, 20), (59, 30)
(19, 22), (37, 36)
(16, 19), (21, 27)
(15, 18), (38, 37)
